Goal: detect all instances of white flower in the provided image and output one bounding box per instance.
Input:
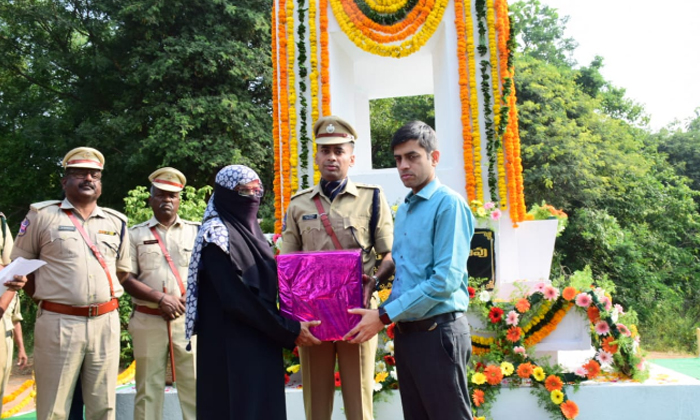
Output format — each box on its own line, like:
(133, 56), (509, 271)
(375, 361), (387, 372)
(479, 290), (491, 302)
(384, 340), (394, 354)
(610, 307), (619, 323)
(390, 370), (398, 380)
(596, 349), (613, 366)
(373, 382), (383, 392)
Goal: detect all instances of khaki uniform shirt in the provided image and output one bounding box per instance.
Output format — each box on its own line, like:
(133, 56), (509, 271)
(0, 213), (13, 266)
(2, 294), (22, 333)
(129, 216), (199, 308)
(10, 198), (131, 306)
(281, 180), (394, 274)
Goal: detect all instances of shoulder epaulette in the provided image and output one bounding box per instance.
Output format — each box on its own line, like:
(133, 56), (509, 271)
(130, 220), (150, 229)
(102, 207), (128, 223)
(182, 219), (201, 226)
(290, 187), (314, 200)
(354, 182), (381, 190)
(29, 200), (61, 211)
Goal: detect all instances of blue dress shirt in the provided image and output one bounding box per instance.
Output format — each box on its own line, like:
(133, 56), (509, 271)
(383, 178), (475, 322)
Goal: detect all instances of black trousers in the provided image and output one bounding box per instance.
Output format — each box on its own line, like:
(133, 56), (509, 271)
(394, 315), (473, 420)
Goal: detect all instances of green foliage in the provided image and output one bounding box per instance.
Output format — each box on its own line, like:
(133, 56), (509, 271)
(656, 110), (700, 203)
(369, 95), (435, 169)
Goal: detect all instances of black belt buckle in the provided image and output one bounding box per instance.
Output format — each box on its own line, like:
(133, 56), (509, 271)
(88, 304), (100, 317)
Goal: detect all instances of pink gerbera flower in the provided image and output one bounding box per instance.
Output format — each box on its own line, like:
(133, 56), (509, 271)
(596, 349), (613, 366)
(543, 286), (559, 301)
(506, 310), (520, 326)
(600, 296), (612, 311)
(484, 202), (495, 210)
(535, 282), (547, 293)
(595, 320), (610, 335)
(575, 293), (592, 308)
(574, 367), (588, 378)
(490, 209), (502, 221)
(614, 303), (625, 315)
(617, 324), (631, 337)
(513, 346), (528, 358)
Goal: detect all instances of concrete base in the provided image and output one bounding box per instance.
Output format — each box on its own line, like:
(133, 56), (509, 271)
(112, 364), (700, 420)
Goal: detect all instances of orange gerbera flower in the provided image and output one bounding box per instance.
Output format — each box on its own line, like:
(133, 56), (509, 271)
(562, 287), (577, 301)
(472, 389), (485, 407)
(560, 400), (579, 419)
(515, 298), (530, 313)
(484, 364), (503, 385)
(583, 360), (601, 379)
(601, 336), (619, 354)
(587, 306), (600, 324)
(544, 374), (563, 392)
(506, 326), (522, 342)
(517, 362), (534, 378)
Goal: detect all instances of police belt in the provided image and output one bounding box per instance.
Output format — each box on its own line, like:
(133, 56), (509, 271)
(134, 305), (161, 316)
(396, 311), (464, 334)
(41, 298), (119, 317)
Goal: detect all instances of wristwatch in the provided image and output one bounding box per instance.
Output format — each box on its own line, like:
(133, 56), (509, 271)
(371, 275), (380, 289)
(378, 307), (392, 325)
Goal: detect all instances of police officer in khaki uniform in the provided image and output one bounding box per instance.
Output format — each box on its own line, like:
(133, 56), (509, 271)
(11, 147), (132, 420)
(122, 168), (198, 420)
(281, 116), (395, 420)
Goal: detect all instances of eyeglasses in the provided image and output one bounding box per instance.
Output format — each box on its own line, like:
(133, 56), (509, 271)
(236, 186), (264, 198)
(67, 170), (102, 180)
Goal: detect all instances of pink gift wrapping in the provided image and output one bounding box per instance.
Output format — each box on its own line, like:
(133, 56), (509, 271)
(278, 249), (363, 341)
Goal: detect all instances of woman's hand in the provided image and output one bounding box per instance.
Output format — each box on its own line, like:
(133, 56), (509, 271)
(295, 320), (322, 346)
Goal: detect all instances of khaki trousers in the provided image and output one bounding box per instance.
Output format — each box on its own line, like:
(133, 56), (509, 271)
(2, 330), (12, 396)
(299, 336), (378, 420)
(34, 309), (120, 420)
(129, 312), (196, 420)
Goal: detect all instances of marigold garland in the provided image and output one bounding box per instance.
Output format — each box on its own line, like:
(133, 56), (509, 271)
(353, 0), (420, 26)
(309, 0), (321, 183)
(286, 0), (300, 193)
(464, 0), (484, 201)
(277, 0), (293, 221)
(2, 379), (33, 405)
(330, 0), (449, 58)
(339, 0), (432, 42)
(454, 0), (477, 202)
(363, 0), (410, 14)
(272, 5), (283, 233)
(297, 0), (312, 189)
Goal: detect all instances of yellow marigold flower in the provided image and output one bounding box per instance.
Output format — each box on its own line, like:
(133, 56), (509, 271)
(377, 288), (391, 302)
(500, 361), (514, 376)
(475, 417), (486, 420)
(533, 366), (545, 381)
(550, 389), (564, 405)
(630, 324), (638, 337)
(287, 364), (300, 374)
(375, 371), (389, 383)
(471, 372), (487, 385)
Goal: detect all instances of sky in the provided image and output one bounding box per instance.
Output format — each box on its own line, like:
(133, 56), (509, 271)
(525, 0), (700, 130)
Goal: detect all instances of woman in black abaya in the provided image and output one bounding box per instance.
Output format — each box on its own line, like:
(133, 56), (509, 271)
(184, 165), (320, 419)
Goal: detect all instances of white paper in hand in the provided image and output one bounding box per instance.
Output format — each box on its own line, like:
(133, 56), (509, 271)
(0, 257), (46, 292)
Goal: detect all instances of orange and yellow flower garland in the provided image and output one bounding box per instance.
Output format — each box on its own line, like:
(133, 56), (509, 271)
(309, 0), (321, 183)
(277, 0), (293, 222)
(524, 303), (573, 346)
(465, 0), (484, 202)
(272, 5), (283, 233)
(364, 0), (410, 14)
(286, 0), (300, 193)
(330, 0), (448, 58)
(454, 0), (477, 202)
(320, 0), (331, 116)
(339, 0), (432, 42)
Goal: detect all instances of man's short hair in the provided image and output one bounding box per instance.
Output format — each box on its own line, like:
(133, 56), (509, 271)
(390, 121), (438, 153)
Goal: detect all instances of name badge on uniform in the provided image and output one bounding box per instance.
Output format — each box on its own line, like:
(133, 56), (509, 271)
(58, 225), (77, 232)
(302, 214), (318, 221)
(98, 230), (117, 236)
(143, 239), (159, 245)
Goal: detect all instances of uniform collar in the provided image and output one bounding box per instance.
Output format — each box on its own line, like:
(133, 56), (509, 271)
(405, 177), (441, 202)
(311, 178), (358, 198)
(61, 198), (106, 219)
(146, 215), (183, 229)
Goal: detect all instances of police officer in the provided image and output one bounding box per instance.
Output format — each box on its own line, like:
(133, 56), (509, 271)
(11, 147), (132, 420)
(281, 116), (395, 420)
(122, 168), (198, 420)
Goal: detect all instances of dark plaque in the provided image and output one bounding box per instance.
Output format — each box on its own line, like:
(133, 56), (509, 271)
(468, 229), (496, 289)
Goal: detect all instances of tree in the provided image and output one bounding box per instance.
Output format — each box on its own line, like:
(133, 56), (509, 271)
(0, 0), (275, 226)
(656, 110), (700, 200)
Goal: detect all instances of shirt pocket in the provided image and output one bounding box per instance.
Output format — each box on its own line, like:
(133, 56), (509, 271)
(48, 230), (81, 259)
(137, 244), (162, 271)
(344, 215), (371, 249)
(298, 218), (323, 242)
(179, 247), (192, 267)
(97, 234), (121, 264)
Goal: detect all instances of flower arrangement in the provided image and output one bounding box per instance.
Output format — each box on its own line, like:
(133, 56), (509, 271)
(465, 267), (648, 419)
(470, 200), (502, 226)
(526, 201), (568, 235)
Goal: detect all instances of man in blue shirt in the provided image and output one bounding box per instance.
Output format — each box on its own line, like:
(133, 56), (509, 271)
(345, 121), (475, 420)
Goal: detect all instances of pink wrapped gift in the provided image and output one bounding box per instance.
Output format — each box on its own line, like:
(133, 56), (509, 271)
(278, 249), (363, 341)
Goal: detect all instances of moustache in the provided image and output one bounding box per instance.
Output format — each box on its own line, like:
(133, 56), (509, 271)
(159, 203), (174, 210)
(79, 182), (96, 189)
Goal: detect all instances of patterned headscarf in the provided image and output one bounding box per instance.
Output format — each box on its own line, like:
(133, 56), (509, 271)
(185, 165), (260, 341)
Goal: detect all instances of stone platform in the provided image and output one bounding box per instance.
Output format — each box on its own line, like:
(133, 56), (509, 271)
(111, 363), (700, 420)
